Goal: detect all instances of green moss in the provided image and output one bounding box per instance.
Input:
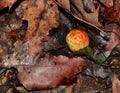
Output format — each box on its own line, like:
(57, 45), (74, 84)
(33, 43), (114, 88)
(97, 57), (103, 64)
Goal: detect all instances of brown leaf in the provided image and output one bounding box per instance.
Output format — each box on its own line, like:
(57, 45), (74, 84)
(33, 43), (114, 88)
(24, 0), (59, 41)
(23, 0), (59, 59)
(105, 23), (120, 51)
(57, 0), (70, 11)
(0, 0), (16, 10)
(83, 0), (96, 13)
(99, 0), (113, 7)
(27, 36), (44, 59)
(114, 0), (120, 10)
(37, 0), (59, 37)
(54, 0), (106, 35)
(71, 0), (99, 26)
(23, 0), (45, 41)
(101, 8), (120, 24)
(8, 30), (18, 43)
(112, 74), (120, 93)
(17, 55), (88, 90)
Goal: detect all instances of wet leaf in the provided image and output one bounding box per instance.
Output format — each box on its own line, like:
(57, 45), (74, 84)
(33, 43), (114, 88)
(17, 55), (88, 90)
(112, 74), (120, 93)
(0, 0), (17, 10)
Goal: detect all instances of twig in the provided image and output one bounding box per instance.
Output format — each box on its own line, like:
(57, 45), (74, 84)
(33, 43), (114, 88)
(52, 0), (107, 36)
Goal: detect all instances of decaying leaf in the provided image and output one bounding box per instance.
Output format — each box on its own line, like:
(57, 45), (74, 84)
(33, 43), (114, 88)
(82, 0), (96, 13)
(23, 0), (45, 41)
(0, 32), (12, 61)
(71, 0), (99, 26)
(27, 36), (44, 59)
(37, 0), (59, 36)
(57, 0), (70, 11)
(24, 0), (59, 41)
(0, 85), (10, 93)
(1, 0), (120, 92)
(44, 36), (63, 51)
(99, 0), (113, 7)
(0, 0), (17, 10)
(2, 41), (32, 67)
(17, 55), (88, 90)
(15, 0), (29, 18)
(54, 0), (106, 35)
(112, 74), (120, 93)
(102, 8), (120, 24)
(105, 23), (120, 51)
(114, 0), (120, 10)
(20, 0), (60, 59)
(110, 59), (120, 68)
(101, 0), (120, 24)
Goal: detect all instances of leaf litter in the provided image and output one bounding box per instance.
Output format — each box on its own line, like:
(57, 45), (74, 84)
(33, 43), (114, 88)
(0, 0), (120, 93)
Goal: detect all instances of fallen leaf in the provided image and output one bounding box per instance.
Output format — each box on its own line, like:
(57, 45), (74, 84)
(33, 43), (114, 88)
(8, 30), (18, 43)
(37, 0), (59, 37)
(71, 0), (99, 26)
(17, 55), (88, 90)
(105, 23), (120, 51)
(44, 36), (63, 51)
(27, 36), (44, 59)
(0, 31), (12, 59)
(82, 0), (96, 13)
(57, 0), (70, 11)
(54, 0), (106, 35)
(0, 0), (16, 10)
(101, 8), (120, 24)
(99, 0), (113, 7)
(0, 85), (10, 93)
(22, 0), (60, 59)
(112, 74), (120, 93)
(23, 0), (45, 41)
(114, 0), (120, 10)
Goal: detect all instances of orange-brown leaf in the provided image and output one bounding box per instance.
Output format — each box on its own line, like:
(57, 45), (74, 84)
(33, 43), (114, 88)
(112, 74), (120, 93)
(57, 0), (70, 11)
(23, 0), (45, 41)
(0, 0), (16, 10)
(101, 5), (120, 24)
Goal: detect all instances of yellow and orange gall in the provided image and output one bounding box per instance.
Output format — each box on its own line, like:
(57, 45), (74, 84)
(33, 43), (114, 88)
(66, 29), (89, 52)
